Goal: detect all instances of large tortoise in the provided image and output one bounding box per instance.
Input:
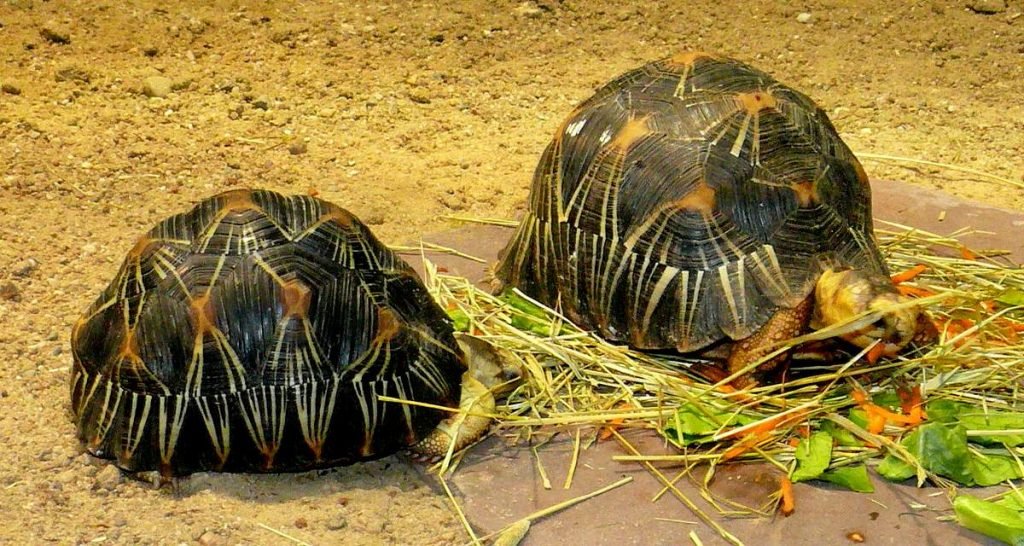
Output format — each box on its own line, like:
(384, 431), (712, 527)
(495, 52), (933, 384)
(70, 189), (520, 478)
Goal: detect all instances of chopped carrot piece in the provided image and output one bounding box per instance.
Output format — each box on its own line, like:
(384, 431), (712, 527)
(779, 476), (795, 516)
(891, 264), (928, 284)
(787, 437), (800, 448)
(959, 245), (979, 260)
(866, 411), (887, 434)
(866, 343), (886, 364)
(1006, 322), (1024, 333)
(897, 285), (936, 298)
(599, 402), (633, 441)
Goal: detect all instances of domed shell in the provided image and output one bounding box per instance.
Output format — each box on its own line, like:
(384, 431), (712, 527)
(496, 52), (887, 352)
(70, 189), (464, 476)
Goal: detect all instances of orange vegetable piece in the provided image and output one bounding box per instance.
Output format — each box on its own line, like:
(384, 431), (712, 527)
(891, 264), (928, 284)
(599, 402), (634, 441)
(866, 343), (886, 364)
(779, 476), (796, 516)
(959, 245), (979, 260)
(897, 285), (936, 298)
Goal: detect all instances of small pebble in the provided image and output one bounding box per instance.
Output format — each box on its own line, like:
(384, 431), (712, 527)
(81, 242), (98, 255)
(196, 531), (226, 546)
(12, 257), (39, 277)
(288, 141), (308, 155)
(324, 516), (348, 530)
(293, 517), (308, 529)
(1, 83), (21, 95)
(513, 2), (543, 18)
(40, 24), (70, 44)
(966, 0), (1006, 14)
(92, 465), (122, 491)
(142, 76), (174, 98)
(143, 46), (159, 57)
(796, 12), (814, 23)
(252, 97), (270, 110)
(0, 282), (20, 302)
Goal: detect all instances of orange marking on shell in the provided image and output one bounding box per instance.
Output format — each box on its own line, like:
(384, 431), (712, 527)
(117, 329), (142, 363)
(373, 308), (402, 343)
(320, 203), (355, 228)
(667, 51), (714, 66)
(307, 440), (324, 462)
(190, 293), (218, 333)
(608, 115), (653, 151)
(735, 91), (778, 114)
(127, 236), (156, 260)
(791, 181), (819, 207)
(675, 181), (717, 215)
(279, 278), (312, 318)
(218, 189), (259, 212)
(852, 158), (871, 188)
(261, 447), (277, 470)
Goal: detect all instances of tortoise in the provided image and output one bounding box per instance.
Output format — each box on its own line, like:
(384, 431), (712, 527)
(70, 189), (522, 478)
(494, 52), (934, 384)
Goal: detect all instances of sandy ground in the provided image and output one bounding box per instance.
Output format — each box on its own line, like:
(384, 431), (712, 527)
(1, 1), (1022, 544)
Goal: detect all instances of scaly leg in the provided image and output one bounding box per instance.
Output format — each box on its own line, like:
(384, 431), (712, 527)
(727, 297), (813, 386)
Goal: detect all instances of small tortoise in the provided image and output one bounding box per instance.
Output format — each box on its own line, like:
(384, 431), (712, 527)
(495, 52), (933, 384)
(70, 189), (521, 478)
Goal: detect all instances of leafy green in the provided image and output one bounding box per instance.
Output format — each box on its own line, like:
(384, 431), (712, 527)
(960, 413), (1024, 447)
(997, 494), (1024, 512)
(820, 465), (874, 493)
(970, 455), (1023, 486)
(876, 423), (975, 484)
(792, 432), (833, 482)
(903, 423), (975, 484)
(954, 494), (1024, 546)
(877, 453), (916, 481)
(447, 308), (470, 332)
(926, 399), (971, 423)
(848, 408), (869, 430)
(996, 288), (1024, 307)
(499, 290), (568, 336)
(820, 420), (862, 447)
(871, 390), (901, 411)
(663, 404), (756, 447)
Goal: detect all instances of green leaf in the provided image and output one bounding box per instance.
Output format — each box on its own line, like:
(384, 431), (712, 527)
(996, 288), (1024, 307)
(820, 465), (874, 493)
(792, 432), (833, 482)
(961, 413), (1024, 447)
(902, 423), (975, 485)
(877, 454), (916, 481)
(848, 408), (869, 429)
(500, 290), (567, 336)
(663, 404), (756, 447)
(447, 308), (470, 332)
(877, 423), (976, 485)
(926, 399), (970, 423)
(954, 494), (1024, 546)
(820, 420), (862, 447)
(996, 494), (1024, 512)
(871, 390), (901, 411)
(970, 455), (1023, 486)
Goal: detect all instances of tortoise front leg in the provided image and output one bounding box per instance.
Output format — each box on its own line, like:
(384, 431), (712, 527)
(727, 296), (813, 385)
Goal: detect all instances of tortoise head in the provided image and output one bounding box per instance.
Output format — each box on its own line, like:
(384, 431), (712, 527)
(454, 333), (524, 398)
(812, 268), (920, 356)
